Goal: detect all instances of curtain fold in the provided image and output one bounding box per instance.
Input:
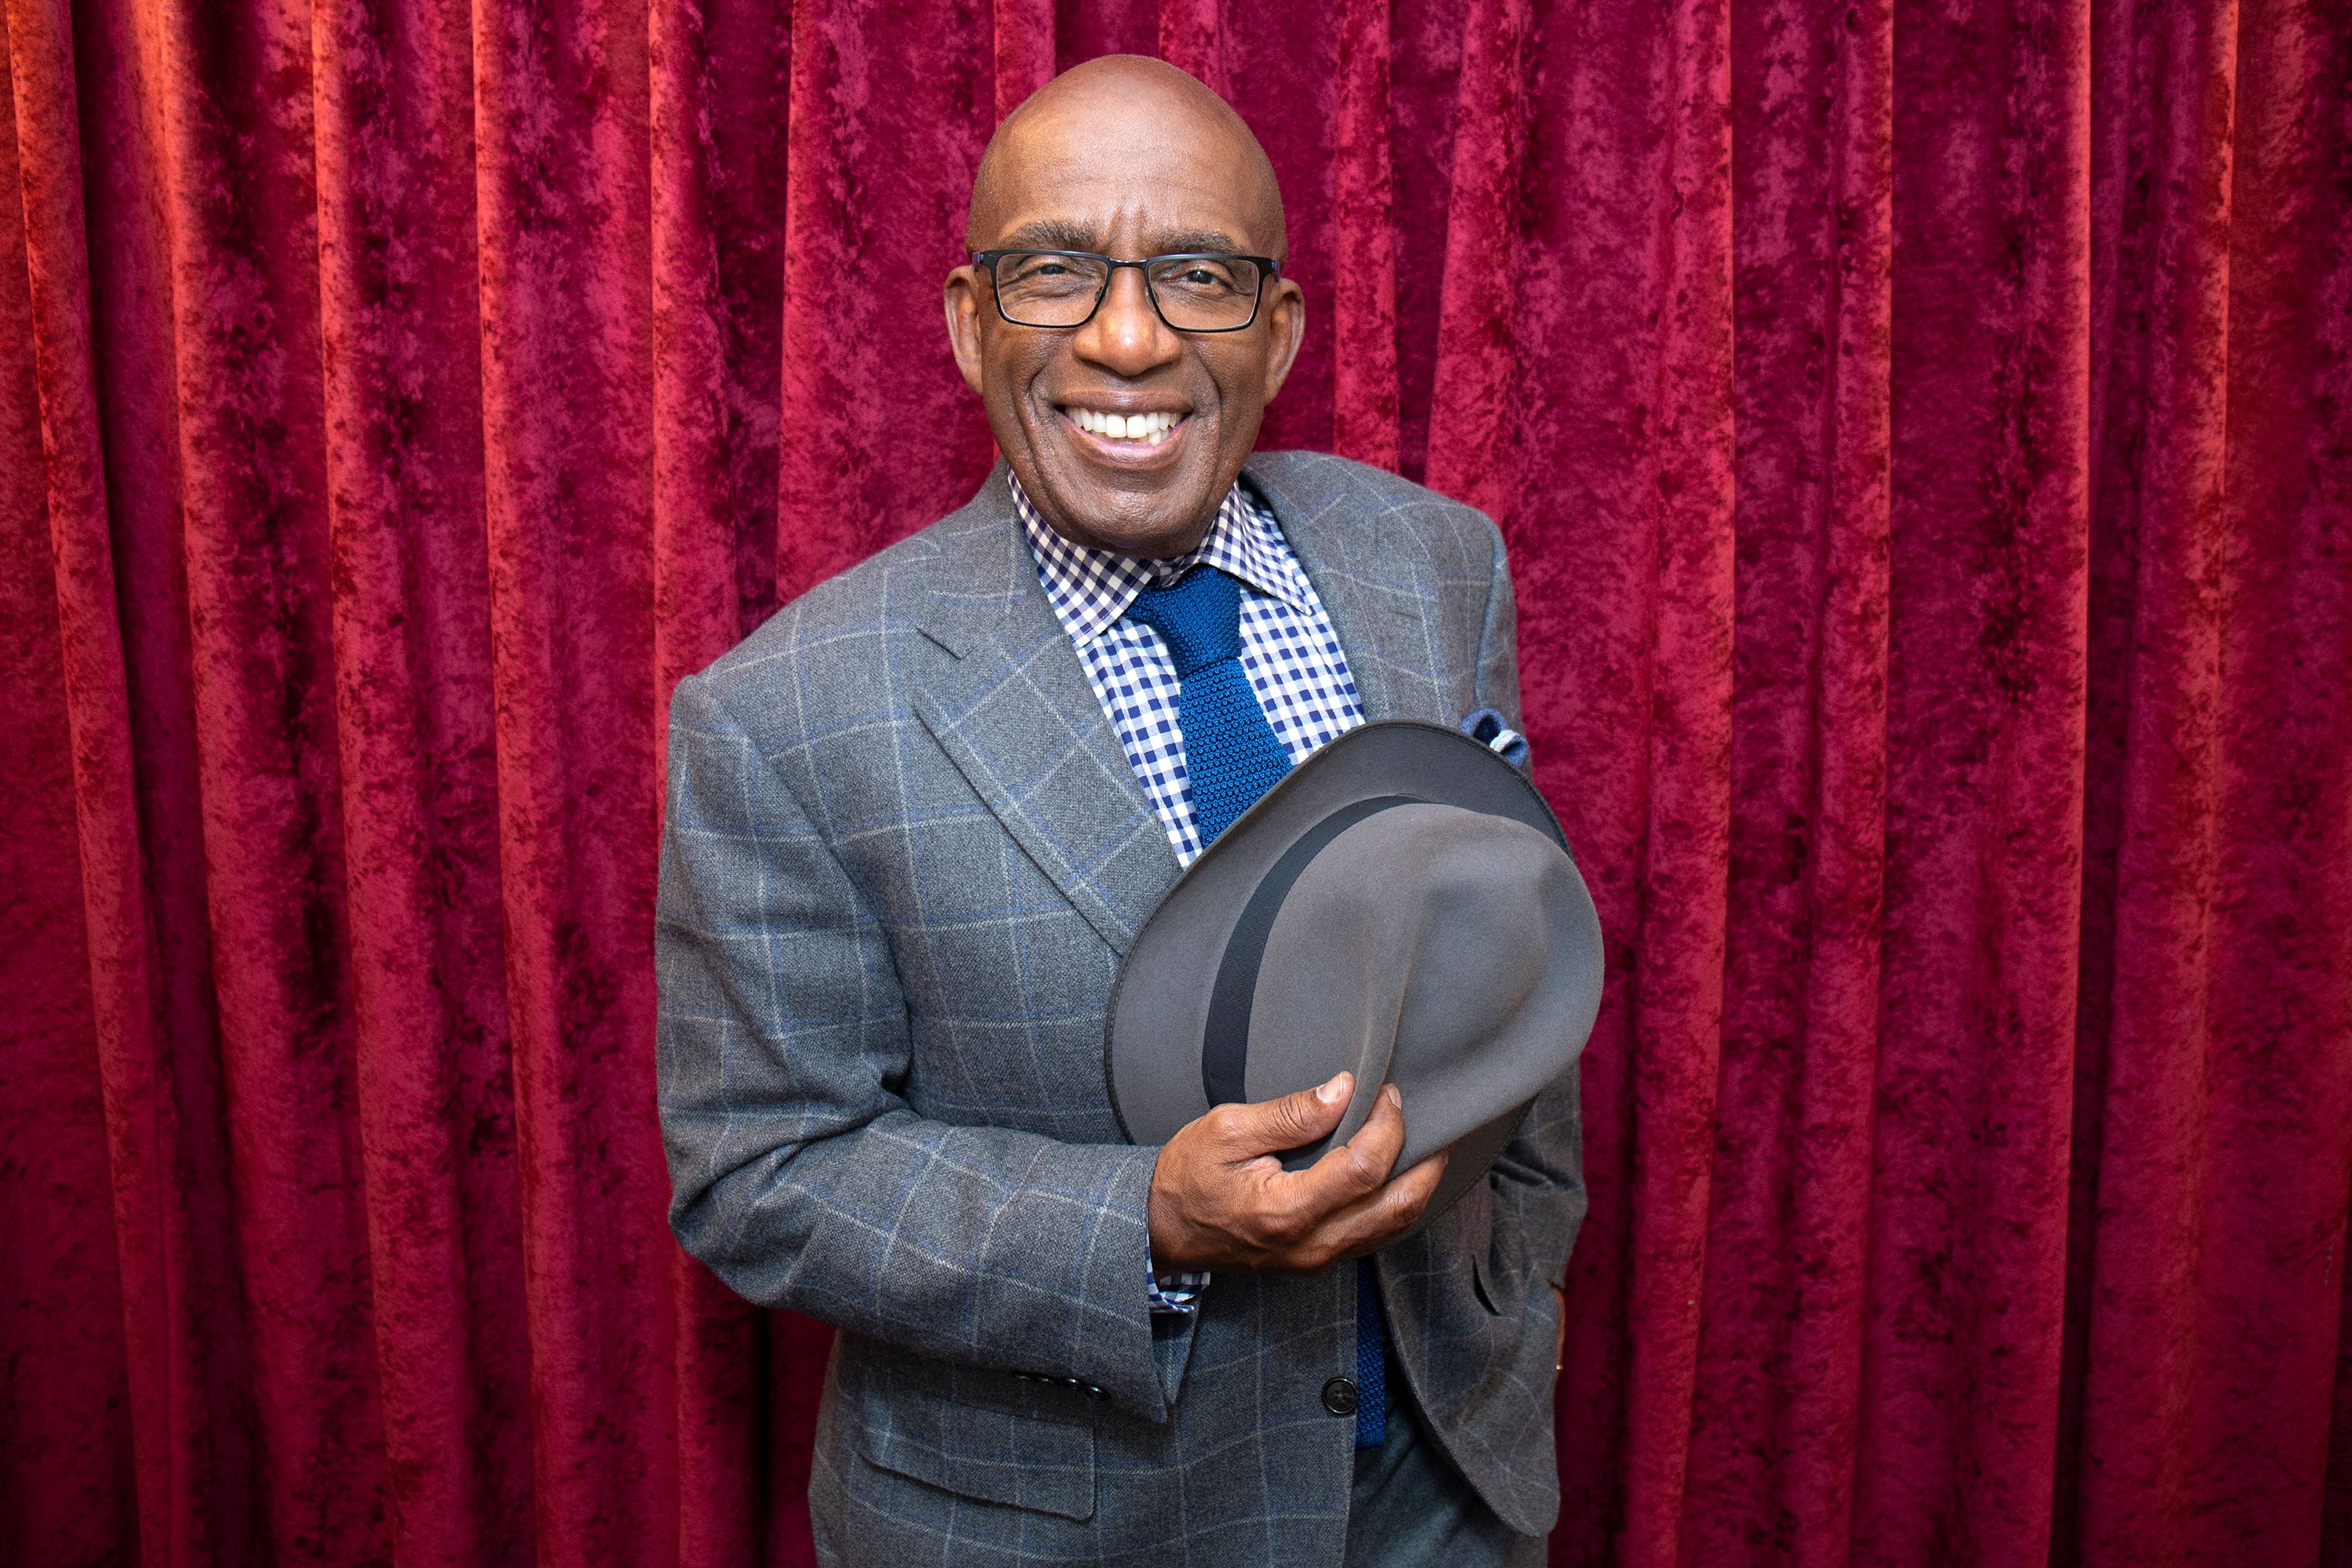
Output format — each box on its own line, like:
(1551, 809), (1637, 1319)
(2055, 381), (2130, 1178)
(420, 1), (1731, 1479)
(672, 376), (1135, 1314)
(1686, 0), (1893, 1559)
(1860, 2), (2097, 1561)
(2060, 1), (2242, 1561)
(3, 2), (2347, 1566)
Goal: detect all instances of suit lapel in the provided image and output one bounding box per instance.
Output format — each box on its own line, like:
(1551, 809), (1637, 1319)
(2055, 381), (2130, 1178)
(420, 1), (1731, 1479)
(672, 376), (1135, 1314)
(912, 474), (1180, 956)
(1243, 454), (1453, 724)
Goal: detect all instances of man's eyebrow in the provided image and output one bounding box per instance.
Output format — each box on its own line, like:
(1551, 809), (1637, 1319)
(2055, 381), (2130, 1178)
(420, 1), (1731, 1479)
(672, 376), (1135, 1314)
(993, 219), (1103, 252)
(984, 221), (1257, 257)
(1143, 229), (1249, 256)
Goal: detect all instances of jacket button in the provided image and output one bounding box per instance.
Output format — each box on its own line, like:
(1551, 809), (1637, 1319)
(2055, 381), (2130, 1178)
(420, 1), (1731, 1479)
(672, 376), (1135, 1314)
(1321, 1377), (1359, 1417)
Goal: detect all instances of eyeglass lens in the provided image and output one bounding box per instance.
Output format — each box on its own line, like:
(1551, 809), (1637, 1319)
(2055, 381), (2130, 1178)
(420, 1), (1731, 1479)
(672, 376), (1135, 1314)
(992, 252), (1264, 332)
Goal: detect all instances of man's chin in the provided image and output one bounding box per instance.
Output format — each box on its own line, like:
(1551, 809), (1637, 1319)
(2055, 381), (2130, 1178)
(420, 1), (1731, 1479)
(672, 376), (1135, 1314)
(1022, 454), (1224, 559)
(1030, 481), (1218, 558)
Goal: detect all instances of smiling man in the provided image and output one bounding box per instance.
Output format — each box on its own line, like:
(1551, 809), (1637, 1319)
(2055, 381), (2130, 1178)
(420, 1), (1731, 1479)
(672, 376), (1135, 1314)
(657, 56), (1581, 1568)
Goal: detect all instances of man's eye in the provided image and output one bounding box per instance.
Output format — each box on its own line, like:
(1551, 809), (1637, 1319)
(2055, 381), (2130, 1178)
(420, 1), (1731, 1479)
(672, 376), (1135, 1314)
(1007, 258), (1094, 288)
(1163, 267), (1238, 291)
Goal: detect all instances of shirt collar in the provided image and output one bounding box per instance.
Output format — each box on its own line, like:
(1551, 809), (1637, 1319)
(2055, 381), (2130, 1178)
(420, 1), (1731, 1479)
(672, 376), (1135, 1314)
(1009, 468), (1313, 645)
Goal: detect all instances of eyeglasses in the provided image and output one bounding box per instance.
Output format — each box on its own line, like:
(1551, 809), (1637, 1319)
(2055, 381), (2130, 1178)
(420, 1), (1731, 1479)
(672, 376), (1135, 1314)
(971, 249), (1281, 333)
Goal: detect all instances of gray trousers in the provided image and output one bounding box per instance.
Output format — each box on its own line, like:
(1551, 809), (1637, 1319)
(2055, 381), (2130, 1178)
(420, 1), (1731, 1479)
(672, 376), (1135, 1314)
(1344, 1386), (1548, 1568)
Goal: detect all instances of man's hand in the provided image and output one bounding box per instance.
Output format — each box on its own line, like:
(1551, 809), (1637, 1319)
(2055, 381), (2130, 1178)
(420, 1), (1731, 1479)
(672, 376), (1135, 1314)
(1147, 1073), (1448, 1273)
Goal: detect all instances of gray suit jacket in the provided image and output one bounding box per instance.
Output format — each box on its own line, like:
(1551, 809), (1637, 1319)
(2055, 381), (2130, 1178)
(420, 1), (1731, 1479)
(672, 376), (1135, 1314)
(657, 450), (1585, 1565)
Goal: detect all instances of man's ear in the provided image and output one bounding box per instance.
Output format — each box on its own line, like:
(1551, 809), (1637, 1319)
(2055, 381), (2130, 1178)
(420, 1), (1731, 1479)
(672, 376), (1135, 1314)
(1258, 277), (1308, 404)
(945, 267), (986, 396)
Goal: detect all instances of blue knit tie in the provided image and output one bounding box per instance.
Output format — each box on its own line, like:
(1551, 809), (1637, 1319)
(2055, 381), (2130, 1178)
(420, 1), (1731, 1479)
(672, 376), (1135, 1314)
(1124, 566), (1291, 845)
(1125, 564), (1390, 1449)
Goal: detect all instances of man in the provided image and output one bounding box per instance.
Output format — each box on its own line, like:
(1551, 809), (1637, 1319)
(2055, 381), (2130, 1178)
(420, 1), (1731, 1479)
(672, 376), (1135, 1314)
(657, 55), (1581, 1566)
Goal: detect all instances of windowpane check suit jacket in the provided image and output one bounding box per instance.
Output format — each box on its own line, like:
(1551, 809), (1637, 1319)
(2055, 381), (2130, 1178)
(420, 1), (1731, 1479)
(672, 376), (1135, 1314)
(657, 451), (1587, 1566)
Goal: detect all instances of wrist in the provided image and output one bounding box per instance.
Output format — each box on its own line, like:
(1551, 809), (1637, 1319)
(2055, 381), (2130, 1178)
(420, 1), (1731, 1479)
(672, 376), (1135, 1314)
(1145, 1148), (1203, 1271)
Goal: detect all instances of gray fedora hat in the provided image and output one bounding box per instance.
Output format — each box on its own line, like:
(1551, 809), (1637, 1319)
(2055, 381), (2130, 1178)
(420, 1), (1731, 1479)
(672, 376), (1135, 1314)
(1106, 719), (1605, 1229)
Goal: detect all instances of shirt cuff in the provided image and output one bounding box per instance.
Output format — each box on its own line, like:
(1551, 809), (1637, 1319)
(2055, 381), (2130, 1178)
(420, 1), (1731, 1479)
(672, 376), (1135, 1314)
(1145, 1246), (1209, 1314)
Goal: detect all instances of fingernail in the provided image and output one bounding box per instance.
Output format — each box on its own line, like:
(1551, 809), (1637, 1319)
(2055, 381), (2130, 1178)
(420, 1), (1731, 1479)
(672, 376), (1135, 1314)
(1319, 1073), (1350, 1105)
(1384, 1084), (1401, 1109)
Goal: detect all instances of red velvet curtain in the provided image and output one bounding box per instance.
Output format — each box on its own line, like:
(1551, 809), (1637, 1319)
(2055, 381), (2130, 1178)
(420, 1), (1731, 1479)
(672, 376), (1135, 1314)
(4, 0), (2348, 1563)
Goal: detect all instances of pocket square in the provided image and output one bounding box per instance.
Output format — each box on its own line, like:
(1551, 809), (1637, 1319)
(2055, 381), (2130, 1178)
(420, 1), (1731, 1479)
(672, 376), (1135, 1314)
(1460, 706), (1530, 770)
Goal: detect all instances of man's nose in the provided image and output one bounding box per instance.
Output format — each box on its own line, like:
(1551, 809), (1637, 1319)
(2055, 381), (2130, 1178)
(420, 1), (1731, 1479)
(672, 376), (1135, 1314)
(1072, 267), (1181, 377)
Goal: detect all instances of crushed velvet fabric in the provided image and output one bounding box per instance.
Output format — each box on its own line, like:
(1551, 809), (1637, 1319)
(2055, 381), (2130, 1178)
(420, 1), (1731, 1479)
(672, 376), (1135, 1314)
(2, 0), (2347, 1565)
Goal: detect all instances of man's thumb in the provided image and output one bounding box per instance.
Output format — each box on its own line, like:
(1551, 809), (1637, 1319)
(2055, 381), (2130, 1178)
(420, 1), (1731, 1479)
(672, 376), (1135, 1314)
(1238, 1071), (1352, 1152)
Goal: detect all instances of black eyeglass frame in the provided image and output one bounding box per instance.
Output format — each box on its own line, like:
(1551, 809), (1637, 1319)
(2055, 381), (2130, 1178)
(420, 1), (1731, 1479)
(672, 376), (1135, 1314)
(970, 249), (1284, 334)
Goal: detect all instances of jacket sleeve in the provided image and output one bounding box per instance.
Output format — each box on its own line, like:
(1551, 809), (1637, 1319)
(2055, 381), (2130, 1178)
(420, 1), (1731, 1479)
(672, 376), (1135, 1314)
(655, 673), (1182, 1419)
(1470, 516), (1591, 1291)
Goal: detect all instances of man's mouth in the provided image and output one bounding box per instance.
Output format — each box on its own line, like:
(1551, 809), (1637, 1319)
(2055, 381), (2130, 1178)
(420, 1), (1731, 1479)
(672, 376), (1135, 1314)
(1059, 404), (1190, 450)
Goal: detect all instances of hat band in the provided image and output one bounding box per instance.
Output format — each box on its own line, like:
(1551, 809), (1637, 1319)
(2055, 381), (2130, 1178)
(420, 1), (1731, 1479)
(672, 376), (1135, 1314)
(1200, 794), (1425, 1109)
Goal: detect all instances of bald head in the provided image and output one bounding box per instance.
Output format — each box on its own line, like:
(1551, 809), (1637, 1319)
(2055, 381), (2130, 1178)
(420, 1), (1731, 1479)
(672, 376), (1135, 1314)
(967, 56), (1287, 261)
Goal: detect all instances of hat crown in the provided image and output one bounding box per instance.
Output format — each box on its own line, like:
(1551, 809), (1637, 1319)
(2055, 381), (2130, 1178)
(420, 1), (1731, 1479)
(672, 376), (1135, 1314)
(1243, 804), (1588, 1163)
(1383, 811), (1562, 1068)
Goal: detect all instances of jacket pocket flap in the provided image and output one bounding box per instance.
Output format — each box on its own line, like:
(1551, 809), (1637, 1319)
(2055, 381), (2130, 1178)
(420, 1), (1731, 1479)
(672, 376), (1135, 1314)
(857, 1365), (1098, 1522)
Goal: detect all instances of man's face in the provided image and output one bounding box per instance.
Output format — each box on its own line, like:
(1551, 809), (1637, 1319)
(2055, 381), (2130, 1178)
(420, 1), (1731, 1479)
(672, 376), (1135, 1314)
(946, 93), (1305, 558)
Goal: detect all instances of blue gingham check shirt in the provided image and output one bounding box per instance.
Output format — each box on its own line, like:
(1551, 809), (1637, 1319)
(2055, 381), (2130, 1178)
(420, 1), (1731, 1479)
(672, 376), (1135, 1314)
(1011, 469), (1368, 1312)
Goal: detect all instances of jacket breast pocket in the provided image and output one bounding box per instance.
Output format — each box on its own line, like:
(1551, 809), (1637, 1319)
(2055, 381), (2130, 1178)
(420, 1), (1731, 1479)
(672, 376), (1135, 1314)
(855, 1356), (1099, 1522)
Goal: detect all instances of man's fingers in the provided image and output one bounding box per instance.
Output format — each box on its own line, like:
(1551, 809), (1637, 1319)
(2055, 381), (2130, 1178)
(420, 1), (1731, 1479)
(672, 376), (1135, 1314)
(1335, 1145), (1448, 1236)
(1214, 1071), (1353, 1157)
(1294, 1145), (1452, 1267)
(1285, 1083), (1408, 1212)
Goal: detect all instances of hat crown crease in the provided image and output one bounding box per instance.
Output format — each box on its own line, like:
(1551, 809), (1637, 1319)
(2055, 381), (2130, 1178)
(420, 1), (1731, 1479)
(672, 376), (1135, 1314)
(1248, 805), (1574, 1170)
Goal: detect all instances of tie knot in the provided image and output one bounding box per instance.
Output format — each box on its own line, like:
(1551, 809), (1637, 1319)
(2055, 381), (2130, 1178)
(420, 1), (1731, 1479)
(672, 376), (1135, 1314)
(1125, 566), (1244, 676)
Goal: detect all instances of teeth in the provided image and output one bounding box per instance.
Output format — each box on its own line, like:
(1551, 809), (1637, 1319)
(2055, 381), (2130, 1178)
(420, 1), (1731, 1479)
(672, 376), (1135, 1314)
(1069, 408), (1181, 441)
